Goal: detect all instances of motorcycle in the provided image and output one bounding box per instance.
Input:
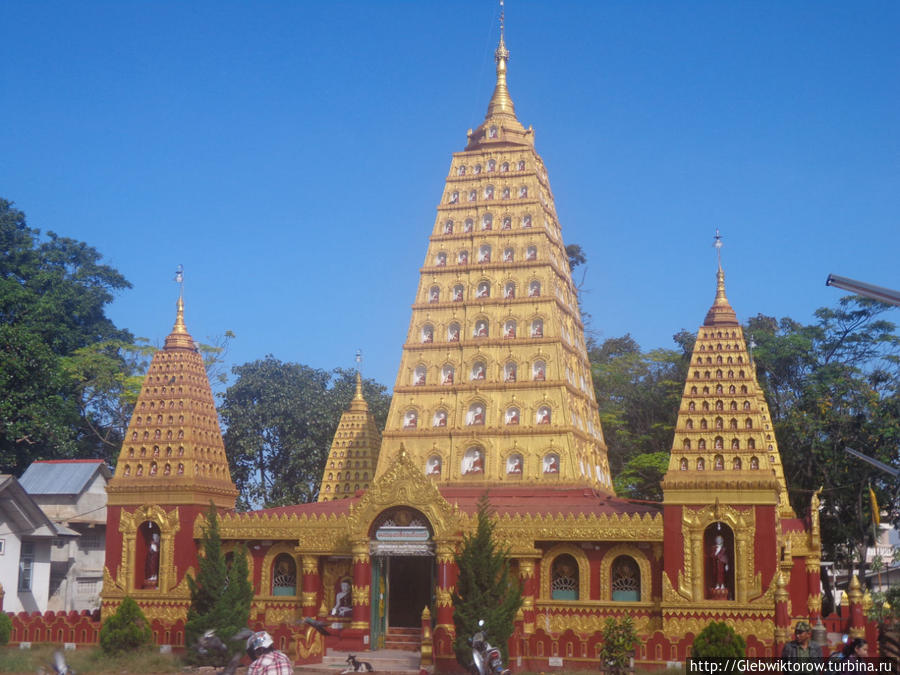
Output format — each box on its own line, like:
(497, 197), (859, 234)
(468, 619), (511, 675)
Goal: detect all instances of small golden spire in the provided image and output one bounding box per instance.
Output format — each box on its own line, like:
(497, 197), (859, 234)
(703, 231), (739, 326)
(165, 265), (194, 350)
(349, 350), (369, 411)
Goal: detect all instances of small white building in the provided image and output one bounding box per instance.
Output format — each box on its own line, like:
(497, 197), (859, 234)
(0, 474), (74, 613)
(17, 460), (111, 613)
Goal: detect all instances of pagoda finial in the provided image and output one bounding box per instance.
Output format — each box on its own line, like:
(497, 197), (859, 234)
(703, 232), (739, 326)
(165, 265), (194, 349)
(350, 349), (369, 411)
(486, 0), (516, 119)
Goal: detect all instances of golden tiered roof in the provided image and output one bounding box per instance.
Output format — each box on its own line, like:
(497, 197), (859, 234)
(318, 372), (382, 501)
(375, 30), (611, 491)
(661, 261), (793, 516)
(107, 295), (238, 508)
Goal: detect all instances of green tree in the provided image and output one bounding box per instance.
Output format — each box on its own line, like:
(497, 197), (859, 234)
(747, 296), (900, 576)
(599, 616), (639, 673)
(185, 504), (253, 665)
(0, 199), (133, 472)
(99, 596), (154, 654)
(452, 494), (522, 667)
(220, 358), (391, 508)
(0, 611), (12, 645)
(590, 333), (692, 500)
(691, 620), (746, 658)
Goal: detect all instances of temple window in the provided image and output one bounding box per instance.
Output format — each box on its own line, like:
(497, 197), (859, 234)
(435, 252), (447, 267)
(522, 214), (532, 228)
(484, 185), (494, 200)
(458, 166), (466, 176)
(473, 319), (489, 337)
(703, 386), (710, 394)
(452, 285), (464, 302)
(733, 457), (742, 470)
(449, 191), (459, 203)
(517, 160), (526, 171)
(683, 440), (691, 450)
(432, 410), (448, 428)
(519, 186), (528, 198)
(429, 286), (440, 303)
(680, 456), (689, 469)
(467, 190), (476, 202)
(747, 438), (756, 449)
(442, 364), (455, 385)
(457, 250), (468, 265)
(533, 360), (546, 381)
(550, 554), (578, 600)
(714, 454), (724, 470)
(482, 213), (493, 230)
(697, 457), (705, 470)
(739, 370), (745, 378)
(741, 385), (748, 393)
(504, 361), (517, 382)
(732, 439), (740, 450)
(478, 246), (491, 263)
(743, 401), (751, 410)
(403, 410), (418, 429)
(467, 403), (486, 426)
(611, 556), (641, 601)
(750, 456), (759, 469)
(543, 453), (560, 473)
(700, 419), (707, 430)
(745, 418), (753, 429)
(474, 164), (482, 174)
(716, 356), (723, 364)
(716, 384), (724, 394)
(536, 405), (552, 425)
(526, 245), (537, 261)
(714, 436), (724, 450)
(688, 402), (695, 411)
(471, 361), (486, 381)
(487, 158), (496, 171)
(447, 323), (461, 343)
(698, 439), (707, 450)
(704, 371), (711, 379)
(443, 219), (454, 234)
(729, 418), (738, 429)
(413, 366), (427, 386)
(502, 186), (510, 199)
(464, 218), (474, 232)
(529, 280), (541, 297)
(728, 370), (734, 378)
(531, 319), (544, 338)
(686, 419), (694, 430)
(504, 320), (516, 339)
(727, 356), (733, 364)
(715, 417), (723, 429)
(501, 162), (509, 172)
(730, 401), (738, 411)
(272, 554), (297, 596)
(506, 453), (523, 473)
(501, 216), (512, 230)
(716, 369), (723, 378)
(505, 407), (520, 425)
(690, 386), (697, 394)
(421, 324), (434, 343)
(504, 282), (516, 299)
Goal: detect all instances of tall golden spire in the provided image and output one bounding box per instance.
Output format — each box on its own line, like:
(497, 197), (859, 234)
(350, 350), (368, 412)
(164, 265), (195, 350)
(704, 231), (739, 327)
(465, 0), (531, 150)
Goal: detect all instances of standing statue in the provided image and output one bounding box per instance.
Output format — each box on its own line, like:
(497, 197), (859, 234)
(145, 531), (160, 588)
(709, 534), (729, 598)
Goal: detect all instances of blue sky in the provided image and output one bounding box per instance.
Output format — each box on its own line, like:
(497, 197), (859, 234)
(3, 1), (898, 391)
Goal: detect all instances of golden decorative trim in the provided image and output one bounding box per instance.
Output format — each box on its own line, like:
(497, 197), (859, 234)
(535, 611), (657, 636)
(663, 614), (774, 641)
(116, 504), (181, 594)
(297, 625), (324, 659)
(258, 543), (299, 599)
(352, 585), (371, 605)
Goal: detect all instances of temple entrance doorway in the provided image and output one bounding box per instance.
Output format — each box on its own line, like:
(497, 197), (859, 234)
(387, 555), (433, 627)
(369, 506), (435, 648)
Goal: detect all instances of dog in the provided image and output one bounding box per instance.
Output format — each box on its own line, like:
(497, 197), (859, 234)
(341, 653), (375, 672)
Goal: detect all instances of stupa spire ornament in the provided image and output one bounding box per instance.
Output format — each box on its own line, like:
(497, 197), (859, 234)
(704, 231), (739, 327)
(165, 265), (194, 350)
(351, 350), (368, 411)
(466, 0), (531, 149)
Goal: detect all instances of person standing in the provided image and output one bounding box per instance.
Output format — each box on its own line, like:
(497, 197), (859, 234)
(782, 621), (823, 659)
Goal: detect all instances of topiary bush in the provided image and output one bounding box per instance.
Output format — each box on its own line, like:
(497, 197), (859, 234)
(99, 596), (154, 654)
(692, 620), (746, 658)
(0, 611), (12, 645)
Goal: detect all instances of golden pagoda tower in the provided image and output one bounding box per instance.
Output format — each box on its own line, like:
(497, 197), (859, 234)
(661, 235), (791, 516)
(318, 367), (382, 501)
(103, 283), (237, 609)
(375, 23), (611, 490)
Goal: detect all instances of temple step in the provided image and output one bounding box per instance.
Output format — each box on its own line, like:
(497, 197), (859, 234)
(301, 647), (422, 673)
(383, 626), (422, 651)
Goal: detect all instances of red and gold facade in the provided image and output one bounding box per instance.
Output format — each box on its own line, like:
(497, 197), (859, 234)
(100, 27), (825, 673)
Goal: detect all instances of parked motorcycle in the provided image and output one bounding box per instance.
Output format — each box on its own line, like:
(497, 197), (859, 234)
(468, 619), (511, 675)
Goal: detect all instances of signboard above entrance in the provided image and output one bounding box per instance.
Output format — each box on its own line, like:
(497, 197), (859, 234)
(374, 525), (430, 542)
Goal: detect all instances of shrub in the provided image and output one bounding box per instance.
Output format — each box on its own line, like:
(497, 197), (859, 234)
(0, 611), (12, 645)
(99, 596), (153, 654)
(600, 616), (639, 673)
(692, 620), (746, 658)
